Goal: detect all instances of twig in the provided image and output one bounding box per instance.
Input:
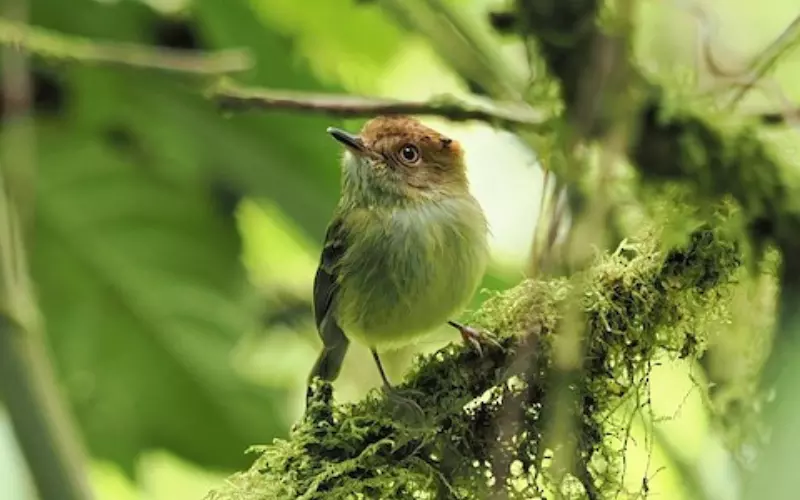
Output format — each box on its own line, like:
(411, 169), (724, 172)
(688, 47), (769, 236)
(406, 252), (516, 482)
(0, 17), (253, 75)
(377, 0), (528, 100)
(727, 14), (800, 108)
(208, 80), (549, 129)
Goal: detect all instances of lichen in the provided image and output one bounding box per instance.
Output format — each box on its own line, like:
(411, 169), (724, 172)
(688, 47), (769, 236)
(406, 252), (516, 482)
(205, 226), (741, 500)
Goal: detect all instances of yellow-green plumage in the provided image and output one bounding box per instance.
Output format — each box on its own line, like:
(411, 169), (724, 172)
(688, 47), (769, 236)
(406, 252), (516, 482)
(334, 180), (488, 348)
(309, 115), (490, 390)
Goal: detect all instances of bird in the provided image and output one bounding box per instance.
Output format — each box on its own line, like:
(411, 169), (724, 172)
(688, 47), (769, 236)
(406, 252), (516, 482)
(308, 115), (495, 406)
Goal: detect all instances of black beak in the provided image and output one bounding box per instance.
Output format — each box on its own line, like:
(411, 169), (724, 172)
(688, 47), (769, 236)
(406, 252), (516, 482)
(326, 127), (367, 155)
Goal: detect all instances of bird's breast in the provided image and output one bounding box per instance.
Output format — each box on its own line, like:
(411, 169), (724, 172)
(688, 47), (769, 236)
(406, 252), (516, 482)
(335, 197), (489, 348)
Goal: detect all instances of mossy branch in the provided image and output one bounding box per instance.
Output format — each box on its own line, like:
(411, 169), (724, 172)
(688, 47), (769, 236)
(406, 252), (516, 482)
(513, 0), (800, 252)
(206, 227), (741, 500)
(513, 0), (798, 380)
(513, 1), (798, 494)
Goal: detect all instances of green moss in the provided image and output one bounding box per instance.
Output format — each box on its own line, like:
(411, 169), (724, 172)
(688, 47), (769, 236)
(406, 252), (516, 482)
(633, 92), (800, 249)
(205, 226), (740, 500)
(514, 0), (800, 255)
(513, 0), (602, 110)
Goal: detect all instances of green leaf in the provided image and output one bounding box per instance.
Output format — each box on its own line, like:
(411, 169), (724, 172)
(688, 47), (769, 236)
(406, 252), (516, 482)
(248, 0), (405, 92)
(32, 0), (347, 241)
(30, 122), (287, 474)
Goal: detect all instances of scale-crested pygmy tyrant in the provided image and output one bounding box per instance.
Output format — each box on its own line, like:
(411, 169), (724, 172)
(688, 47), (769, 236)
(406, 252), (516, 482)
(309, 115), (496, 402)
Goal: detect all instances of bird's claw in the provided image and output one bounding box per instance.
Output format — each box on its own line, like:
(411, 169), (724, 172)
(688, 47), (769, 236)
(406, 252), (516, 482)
(383, 386), (426, 422)
(450, 321), (502, 357)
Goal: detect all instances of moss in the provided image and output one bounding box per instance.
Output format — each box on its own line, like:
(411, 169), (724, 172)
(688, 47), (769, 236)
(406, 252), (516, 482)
(513, 0), (800, 443)
(514, 0), (800, 257)
(513, 0), (602, 111)
(205, 226), (740, 500)
(634, 96), (800, 253)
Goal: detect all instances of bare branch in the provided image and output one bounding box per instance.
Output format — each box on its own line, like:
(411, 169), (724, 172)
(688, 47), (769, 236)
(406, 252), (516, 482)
(728, 14), (800, 108)
(681, 3), (799, 125)
(207, 80), (550, 129)
(0, 17), (253, 75)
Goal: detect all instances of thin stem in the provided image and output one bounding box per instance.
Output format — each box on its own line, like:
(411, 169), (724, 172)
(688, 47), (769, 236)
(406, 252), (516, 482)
(422, 0), (527, 99)
(0, 317), (94, 500)
(727, 14), (800, 108)
(0, 17), (253, 75)
(0, 3), (94, 499)
(371, 349), (393, 389)
(208, 80), (548, 129)
(378, 0), (528, 100)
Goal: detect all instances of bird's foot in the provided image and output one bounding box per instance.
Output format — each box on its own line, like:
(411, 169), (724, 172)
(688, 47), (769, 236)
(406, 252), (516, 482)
(370, 348), (426, 423)
(383, 384), (426, 423)
(448, 320), (502, 357)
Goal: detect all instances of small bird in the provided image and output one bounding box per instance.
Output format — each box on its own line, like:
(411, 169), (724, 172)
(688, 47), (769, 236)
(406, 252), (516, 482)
(309, 115), (494, 404)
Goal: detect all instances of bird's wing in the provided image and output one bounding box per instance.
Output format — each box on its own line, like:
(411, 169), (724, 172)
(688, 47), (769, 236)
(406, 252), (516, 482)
(313, 216), (347, 331)
(310, 217), (350, 382)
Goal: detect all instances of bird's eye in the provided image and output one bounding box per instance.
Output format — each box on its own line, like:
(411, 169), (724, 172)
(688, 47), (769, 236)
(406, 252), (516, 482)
(399, 144), (420, 164)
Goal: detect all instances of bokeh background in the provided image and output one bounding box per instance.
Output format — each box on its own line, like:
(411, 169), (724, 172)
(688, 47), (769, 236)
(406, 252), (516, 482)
(0, 0), (797, 499)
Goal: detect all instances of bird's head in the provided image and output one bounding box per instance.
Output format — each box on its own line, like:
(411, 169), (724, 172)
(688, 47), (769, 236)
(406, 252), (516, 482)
(327, 115), (469, 204)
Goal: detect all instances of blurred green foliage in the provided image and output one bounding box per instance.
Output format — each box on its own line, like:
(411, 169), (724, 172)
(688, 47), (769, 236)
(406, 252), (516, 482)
(9, 0), (517, 484)
(18, 0), (364, 476)
(0, 0), (798, 498)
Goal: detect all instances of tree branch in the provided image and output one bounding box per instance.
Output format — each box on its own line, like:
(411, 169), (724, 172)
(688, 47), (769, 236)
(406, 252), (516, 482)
(0, 316), (94, 500)
(207, 80), (549, 129)
(727, 14), (800, 108)
(0, 17), (253, 75)
(0, 3), (94, 499)
(204, 227), (741, 500)
(515, 0), (800, 258)
(514, 0), (800, 496)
